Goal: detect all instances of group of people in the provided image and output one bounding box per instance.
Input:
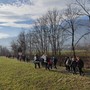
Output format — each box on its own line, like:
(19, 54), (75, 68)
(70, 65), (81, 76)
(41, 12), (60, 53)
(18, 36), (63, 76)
(34, 54), (85, 76)
(64, 56), (84, 76)
(33, 54), (58, 70)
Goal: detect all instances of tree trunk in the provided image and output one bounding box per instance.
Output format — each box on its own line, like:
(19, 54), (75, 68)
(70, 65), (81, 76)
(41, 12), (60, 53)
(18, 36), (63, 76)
(72, 25), (76, 58)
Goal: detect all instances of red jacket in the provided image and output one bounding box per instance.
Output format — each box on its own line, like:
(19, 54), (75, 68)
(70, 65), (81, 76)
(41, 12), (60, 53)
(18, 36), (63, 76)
(48, 59), (52, 64)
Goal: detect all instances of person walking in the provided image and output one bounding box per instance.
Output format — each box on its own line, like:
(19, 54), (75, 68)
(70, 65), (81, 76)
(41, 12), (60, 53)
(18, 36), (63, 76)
(70, 57), (73, 72)
(65, 57), (71, 72)
(47, 57), (53, 70)
(53, 56), (58, 69)
(71, 57), (77, 74)
(77, 57), (84, 76)
(34, 54), (40, 68)
(41, 54), (48, 69)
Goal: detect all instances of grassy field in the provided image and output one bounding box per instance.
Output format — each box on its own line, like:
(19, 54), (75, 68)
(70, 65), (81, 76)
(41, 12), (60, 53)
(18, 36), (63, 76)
(61, 50), (90, 57)
(0, 57), (90, 90)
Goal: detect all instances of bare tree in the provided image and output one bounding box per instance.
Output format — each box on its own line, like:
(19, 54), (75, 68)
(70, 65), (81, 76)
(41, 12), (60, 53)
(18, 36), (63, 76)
(11, 40), (19, 57)
(17, 31), (26, 55)
(26, 30), (34, 55)
(32, 15), (50, 54)
(72, 0), (90, 46)
(63, 3), (90, 58)
(32, 9), (67, 56)
(63, 4), (80, 58)
(46, 9), (65, 56)
(73, 0), (90, 21)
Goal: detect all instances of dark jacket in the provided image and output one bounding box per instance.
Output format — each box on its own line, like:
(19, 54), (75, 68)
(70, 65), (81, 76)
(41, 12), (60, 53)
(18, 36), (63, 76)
(77, 59), (84, 68)
(72, 60), (77, 68)
(54, 57), (58, 64)
(35, 55), (39, 61)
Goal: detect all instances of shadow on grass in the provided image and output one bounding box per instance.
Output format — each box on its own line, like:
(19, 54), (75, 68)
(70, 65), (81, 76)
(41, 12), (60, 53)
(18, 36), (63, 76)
(50, 69), (70, 75)
(49, 67), (90, 77)
(84, 69), (90, 77)
(49, 67), (72, 75)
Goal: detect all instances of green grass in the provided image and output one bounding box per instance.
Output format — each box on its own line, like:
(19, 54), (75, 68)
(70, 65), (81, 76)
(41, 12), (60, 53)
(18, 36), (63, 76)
(61, 50), (90, 56)
(0, 57), (90, 90)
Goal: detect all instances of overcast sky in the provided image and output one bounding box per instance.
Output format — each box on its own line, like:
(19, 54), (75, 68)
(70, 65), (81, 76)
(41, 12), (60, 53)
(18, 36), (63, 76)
(0, 0), (72, 39)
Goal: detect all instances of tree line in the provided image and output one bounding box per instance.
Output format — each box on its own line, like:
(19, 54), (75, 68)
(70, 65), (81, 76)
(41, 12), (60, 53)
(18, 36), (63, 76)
(0, 46), (10, 56)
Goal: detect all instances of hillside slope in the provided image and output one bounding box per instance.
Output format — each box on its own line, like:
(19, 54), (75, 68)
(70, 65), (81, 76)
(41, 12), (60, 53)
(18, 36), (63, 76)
(0, 57), (90, 90)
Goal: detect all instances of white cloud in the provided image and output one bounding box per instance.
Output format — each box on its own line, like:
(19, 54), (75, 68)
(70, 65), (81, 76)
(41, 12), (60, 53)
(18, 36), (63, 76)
(0, 4), (33, 28)
(0, 22), (33, 28)
(0, 33), (9, 39)
(0, 0), (72, 39)
(0, 0), (70, 28)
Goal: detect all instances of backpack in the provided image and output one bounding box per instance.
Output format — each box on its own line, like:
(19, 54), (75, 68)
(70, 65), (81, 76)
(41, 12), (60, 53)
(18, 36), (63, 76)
(66, 59), (69, 66)
(48, 59), (53, 64)
(34, 56), (40, 63)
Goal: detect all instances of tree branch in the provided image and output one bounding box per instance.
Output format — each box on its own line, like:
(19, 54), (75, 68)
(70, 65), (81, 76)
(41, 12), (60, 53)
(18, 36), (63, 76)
(75, 31), (90, 46)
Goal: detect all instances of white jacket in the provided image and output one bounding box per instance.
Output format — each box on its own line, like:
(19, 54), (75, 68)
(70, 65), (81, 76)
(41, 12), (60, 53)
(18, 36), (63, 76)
(34, 56), (37, 61)
(41, 55), (47, 62)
